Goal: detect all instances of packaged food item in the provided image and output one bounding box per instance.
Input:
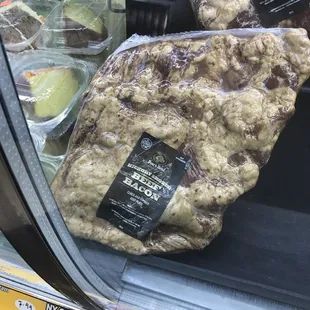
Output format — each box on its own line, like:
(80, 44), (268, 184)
(63, 1), (108, 48)
(19, 67), (79, 120)
(52, 29), (310, 255)
(36, 0), (125, 55)
(190, 0), (310, 34)
(0, 0), (57, 52)
(10, 50), (95, 133)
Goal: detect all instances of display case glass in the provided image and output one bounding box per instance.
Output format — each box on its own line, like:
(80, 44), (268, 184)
(1, 1), (310, 310)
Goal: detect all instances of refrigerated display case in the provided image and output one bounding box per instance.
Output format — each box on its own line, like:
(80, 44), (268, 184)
(0, 232), (82, 309)
(125, 0), (196, 36)
(1, 1), (310, 310)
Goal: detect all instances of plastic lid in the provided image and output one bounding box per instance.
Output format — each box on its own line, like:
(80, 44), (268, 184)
(10, 50), (96, 133)
(0, 0), (58, 52)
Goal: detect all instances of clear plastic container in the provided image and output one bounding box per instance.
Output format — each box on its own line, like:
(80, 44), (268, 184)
(0, 0), (58, 52)
(36, 0), (125, 55)
(10, 50), (96, 134)
(30, 129), (47, 153)
(44, 122), (74, 156)
(5, 51), (15, 62)
(40, 153), (64, 184)
(37, 122), (73, 184)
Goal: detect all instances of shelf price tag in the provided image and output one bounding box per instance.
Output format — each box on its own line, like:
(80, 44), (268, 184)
(0, 284), (70, 310)
(15, 300), (36, 310)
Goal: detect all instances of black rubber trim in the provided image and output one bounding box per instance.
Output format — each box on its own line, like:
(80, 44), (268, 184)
(0, 150), (100, 310)
(0, 42), (119, 299)
(0, 39), (101, 310)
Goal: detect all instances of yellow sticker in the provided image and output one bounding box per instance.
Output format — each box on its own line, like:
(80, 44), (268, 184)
(0, 261), (45, 285)
(0, 284), (69, 310)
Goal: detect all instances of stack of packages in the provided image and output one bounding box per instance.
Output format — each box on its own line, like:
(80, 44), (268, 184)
(51, 0), (310, 254)
(0, 0), (125, 182)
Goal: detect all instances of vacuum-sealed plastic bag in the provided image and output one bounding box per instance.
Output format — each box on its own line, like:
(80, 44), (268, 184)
(190, 0), (310, 33)
(52, 28), (310, 255)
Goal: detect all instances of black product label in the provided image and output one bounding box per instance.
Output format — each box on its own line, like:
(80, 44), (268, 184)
(253, 0), (310, 26)
(96, 132), (191, 240)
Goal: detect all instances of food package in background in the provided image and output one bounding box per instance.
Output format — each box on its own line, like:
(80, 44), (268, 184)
(52, 28), (310, 255)
(36, 0), (125, 55)
(10, 50), (96, 134)
(0, 0), (58, 52)
(190, 0), (310, 34)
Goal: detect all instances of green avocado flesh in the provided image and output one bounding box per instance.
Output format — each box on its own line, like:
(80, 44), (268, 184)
(63, 2), (108, 48)
(19, 67), (79, 120)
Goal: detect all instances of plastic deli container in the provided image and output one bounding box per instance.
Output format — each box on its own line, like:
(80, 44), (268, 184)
(36, 0), (125, 55)
(0, 0), (58, 52)
(35, 121), (73, 184)
(44, 121), (74, 156)
(40, 153), (64, 184)
(10, 50), (96, 134)
(30, 129), (47, 153)
(40, 124), (74, 184)
(5, 51), (14, 62)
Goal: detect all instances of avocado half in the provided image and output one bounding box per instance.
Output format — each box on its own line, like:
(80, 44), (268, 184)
(17, 67), (79, 121)
(0, 1), (42, 46)
(62, 2), (108, 48)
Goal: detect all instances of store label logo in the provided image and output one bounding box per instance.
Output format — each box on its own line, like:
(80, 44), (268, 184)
(140, 138), (152, 150)
(46, 303), (67, 310)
